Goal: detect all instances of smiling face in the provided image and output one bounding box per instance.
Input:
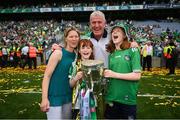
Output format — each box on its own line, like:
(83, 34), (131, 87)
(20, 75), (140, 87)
(79, 45), (92, 60)
(78, 40), (94, 60)
(111, 27), (126, 47)
(90, 15), (106, 40)
(65, 29), (80, 52)
(106, 26), (130, 53)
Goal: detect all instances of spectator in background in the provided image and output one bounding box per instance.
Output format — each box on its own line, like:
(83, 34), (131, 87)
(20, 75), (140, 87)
(166, 41), (178, 75)
(2, 46), (8, 67)
(141, 41), (153, 71)
(28, 42), (38, 69)
(0, 47), (3, 69)
(21, 43), (30, 69)
(14, 45), (21, 68)
(37, 45), (44, 64)
(8, 50), (14, 67)
(163, 42), (169, 68)
(154, 42), (163, 57)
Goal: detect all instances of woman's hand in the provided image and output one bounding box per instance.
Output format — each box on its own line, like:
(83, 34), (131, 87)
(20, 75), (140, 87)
(40, 98), (50, 112)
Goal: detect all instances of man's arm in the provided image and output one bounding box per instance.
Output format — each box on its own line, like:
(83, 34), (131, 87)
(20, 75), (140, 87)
(130, 41), (139, 48)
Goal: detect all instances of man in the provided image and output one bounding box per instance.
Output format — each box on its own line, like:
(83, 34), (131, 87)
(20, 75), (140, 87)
(28, 42), (37, 69)
(89, 11), (110, 67)
(2, 46), (8, 67)
(141, 41), (153, 71)
(21, 43), (30, 69)
(165, 41), (178, 75)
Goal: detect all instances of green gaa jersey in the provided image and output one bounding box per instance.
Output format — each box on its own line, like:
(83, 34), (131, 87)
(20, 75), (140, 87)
(105, 48), (141, 105)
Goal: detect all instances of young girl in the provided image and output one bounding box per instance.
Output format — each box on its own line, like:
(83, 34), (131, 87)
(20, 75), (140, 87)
(69, 39), (97, 119)
(40, 27), (82, 119)
(104, 25), (141, 119)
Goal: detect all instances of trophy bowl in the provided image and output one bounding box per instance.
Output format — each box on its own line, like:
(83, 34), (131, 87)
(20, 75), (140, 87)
(81, 60), (104, 95)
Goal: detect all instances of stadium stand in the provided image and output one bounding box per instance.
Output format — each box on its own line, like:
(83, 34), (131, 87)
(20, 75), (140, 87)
(0, 0), (179, 68)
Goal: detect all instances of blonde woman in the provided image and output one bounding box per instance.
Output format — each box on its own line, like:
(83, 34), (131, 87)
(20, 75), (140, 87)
(40, 27), (83, 119)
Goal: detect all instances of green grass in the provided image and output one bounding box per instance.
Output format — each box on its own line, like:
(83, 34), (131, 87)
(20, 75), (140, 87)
(0, 67), (180, 119)
(137, 97), (180, 119)
(0, 68), (45, 119)
(139, 75), (179, 95)
(0, 93), (45, 119)
(137, 74), (180, 119)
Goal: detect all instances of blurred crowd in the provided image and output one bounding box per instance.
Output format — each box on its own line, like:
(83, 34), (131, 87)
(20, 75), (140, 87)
(0, 0), (179, 9)
(0, 19), (180, 69)
(0, 20), (59, 69)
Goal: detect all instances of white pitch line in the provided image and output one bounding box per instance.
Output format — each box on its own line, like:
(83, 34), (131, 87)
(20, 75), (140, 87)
(137, 94), (180, 98)
(18, 91), (41, 94)
(0, 90), (180, 98)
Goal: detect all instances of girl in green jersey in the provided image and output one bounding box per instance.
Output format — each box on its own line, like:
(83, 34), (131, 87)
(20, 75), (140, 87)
(104, 24), (141, 119)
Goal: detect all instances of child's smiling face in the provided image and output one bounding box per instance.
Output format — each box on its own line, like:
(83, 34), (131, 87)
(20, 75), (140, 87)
(79, 45), (93, 60)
